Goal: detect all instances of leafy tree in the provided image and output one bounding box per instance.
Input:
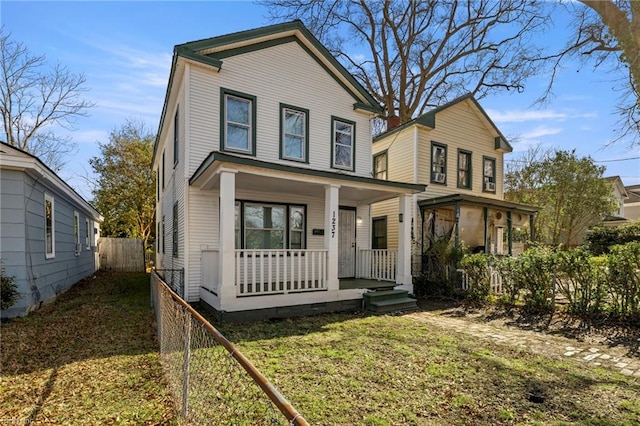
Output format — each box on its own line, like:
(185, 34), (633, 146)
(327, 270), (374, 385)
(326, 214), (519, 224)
(263, 0), (555, 129)
(90, 120), (155, 250)
(0, 29), (93, 171)
(505, 149), (617, 246)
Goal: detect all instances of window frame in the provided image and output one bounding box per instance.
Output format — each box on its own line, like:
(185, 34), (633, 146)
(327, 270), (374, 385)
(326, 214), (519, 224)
(483, 156), (497, 193)
(156, 168), (160, 202)
(235, 200), (306, 250)
(457, 149), (472, 190)
(162, 150), (165, 189)
(74, 211), (80, 256)
(430, 142), (447, 185)
(85, 218), (90, 250)
(173, 105), (179, 167)
(220, 88), (257, 155)
(331, 116), (356, 171)
(162, 215), (166, 254)
(44, 193), (55, 259)
(173, 202), (179, 257)
(373, 150), (388, 180)
(279, 103), (309, 163)
(372, 216), (388, 249)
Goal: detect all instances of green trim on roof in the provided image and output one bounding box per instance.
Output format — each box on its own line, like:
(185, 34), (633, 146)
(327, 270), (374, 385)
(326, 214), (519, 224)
(189, 151), (426, 193)
(176, 46), (223, 70)
(418, 193), (539, 214)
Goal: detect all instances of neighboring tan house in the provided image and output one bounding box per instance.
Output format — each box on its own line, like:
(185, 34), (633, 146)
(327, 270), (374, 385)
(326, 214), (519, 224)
(152, 21), (425, 320)
(0, 142), (102, 318)
(372, 95), (538, 273)
(624, 184), (640, 222)
(602, 176), (629, 227)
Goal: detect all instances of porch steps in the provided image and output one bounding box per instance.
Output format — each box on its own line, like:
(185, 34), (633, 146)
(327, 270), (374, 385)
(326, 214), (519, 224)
(363, 289), (418, 314)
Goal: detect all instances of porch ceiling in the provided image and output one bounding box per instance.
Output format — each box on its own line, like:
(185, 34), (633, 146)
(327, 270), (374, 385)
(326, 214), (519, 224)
(190, 151), (426, 204)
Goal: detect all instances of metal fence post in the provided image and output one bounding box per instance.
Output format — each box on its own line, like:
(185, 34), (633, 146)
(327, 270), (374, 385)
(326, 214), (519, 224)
(182, 313), (191, 418)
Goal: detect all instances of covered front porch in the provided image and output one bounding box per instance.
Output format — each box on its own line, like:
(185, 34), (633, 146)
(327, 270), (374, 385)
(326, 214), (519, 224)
(191, 152), (425, 315)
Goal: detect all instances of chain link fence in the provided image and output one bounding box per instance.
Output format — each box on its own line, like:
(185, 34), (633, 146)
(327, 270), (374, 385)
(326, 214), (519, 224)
(155, 268), (185, 298)
(150, 271), (308, 425)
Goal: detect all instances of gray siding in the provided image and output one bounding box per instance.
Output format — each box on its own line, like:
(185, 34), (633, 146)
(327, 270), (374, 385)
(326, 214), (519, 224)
(1, 170), (99, 317)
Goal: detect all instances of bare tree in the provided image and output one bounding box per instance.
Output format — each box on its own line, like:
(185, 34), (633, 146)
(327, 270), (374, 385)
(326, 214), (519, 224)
(263, 0), (555, 129)
(0, 29), (93, 170)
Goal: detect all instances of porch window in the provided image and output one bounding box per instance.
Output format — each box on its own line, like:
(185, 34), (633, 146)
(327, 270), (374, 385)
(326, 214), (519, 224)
(483, 156), (496, 193)
(373, 151), (387, 180)
(332, 116), (355, 171)
(45, 193), (55, 259)
(457, 150), (471, 189)
(372, 216), (387, 249)
(280, 104), (308, 162)
(74, 211), (80, 256)
(236, 201), (306, 249)
(431, 142), (447, 184)
(221, 88), (256, 155)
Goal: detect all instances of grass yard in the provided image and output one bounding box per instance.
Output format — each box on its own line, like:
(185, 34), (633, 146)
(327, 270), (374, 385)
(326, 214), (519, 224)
(0, 271), (178, 425)
(218, 313), (640, 426)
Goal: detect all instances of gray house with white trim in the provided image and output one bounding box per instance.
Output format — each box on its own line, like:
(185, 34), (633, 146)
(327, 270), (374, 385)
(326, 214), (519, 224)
(0, 142), (103, 317)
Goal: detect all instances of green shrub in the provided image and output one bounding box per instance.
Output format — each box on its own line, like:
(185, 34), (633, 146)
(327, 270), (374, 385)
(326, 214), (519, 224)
(605, 241), (640, 320)
(586, 222), (640, 255)
(459, 254), (491, 302)
(1, 265), (19, 311)
(513, 247), (557, 313)
(494, 255), (522, 308)
(555, 248), (606, 316)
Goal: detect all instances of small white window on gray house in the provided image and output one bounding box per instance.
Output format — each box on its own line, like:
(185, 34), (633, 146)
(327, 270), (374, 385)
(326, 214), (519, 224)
(332, 117), (355, 170)
(281, 105), (308, 162)
(74, 211), (80, 256)
(173, 105), (179, 167)
(45, 193), (55, 259)
(85, 218), (90, 250)
(222, 90), (256, 154)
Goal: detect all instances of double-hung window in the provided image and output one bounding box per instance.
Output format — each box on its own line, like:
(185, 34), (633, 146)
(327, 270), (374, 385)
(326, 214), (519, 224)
(221, 88), (256, 155)
(235, 201), (306, 250)
(457, 150), (472, 189)
(483, 156), (496, 193)
(173, 106), (179, 166)
(85, 218), (90, 249)
(373, 151), (387, 180)
(332, 117), (355, 170)
(74, 212), (80, 256)
(45, 194), (55, 259)
(431, 142), (447, 184)
(280, 104), (308, 162)
(372, 216), (388, 249)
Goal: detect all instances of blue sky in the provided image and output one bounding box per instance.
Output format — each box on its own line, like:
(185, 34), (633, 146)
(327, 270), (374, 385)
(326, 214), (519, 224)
(3, 1), (639, 200)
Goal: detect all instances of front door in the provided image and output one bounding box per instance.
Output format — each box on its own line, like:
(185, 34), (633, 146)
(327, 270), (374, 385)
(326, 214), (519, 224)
(338, 208), (356, 278)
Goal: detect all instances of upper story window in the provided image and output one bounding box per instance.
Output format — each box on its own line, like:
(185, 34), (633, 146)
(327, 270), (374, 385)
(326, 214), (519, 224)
(332, 116), (355, 171)
(373, 151), (387, 180)
(45, 193), (55, 259)
(431, 142), (447, 184)
(483, 156), (496, 193)
(173, 105), (179, 167)
(221, 88), (256, 155)
(457, 150), (472, 189)
(280, 104), (308, 162)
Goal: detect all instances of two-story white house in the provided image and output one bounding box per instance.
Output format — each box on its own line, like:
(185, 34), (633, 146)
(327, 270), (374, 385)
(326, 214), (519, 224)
(372, 95), (538, 273)
(152, 21), (425, 321)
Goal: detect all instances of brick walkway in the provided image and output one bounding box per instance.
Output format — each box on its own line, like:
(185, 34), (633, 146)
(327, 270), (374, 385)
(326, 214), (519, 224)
(406, 311), (640, 378)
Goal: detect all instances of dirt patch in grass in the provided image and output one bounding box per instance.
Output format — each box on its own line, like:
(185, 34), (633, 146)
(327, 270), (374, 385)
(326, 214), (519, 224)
(216, 311), (640, 425)
(0, 271), (178, 425)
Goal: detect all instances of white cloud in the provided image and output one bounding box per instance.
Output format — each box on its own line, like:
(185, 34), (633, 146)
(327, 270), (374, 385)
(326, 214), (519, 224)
(521, 126), (563, 139)
(486, 109), (597, 124)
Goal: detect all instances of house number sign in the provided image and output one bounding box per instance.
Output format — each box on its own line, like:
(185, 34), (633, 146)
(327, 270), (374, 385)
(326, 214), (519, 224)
(331, 211), (336, 238)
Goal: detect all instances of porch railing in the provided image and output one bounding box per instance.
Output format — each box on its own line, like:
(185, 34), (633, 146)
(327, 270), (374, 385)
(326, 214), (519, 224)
(358, 249), (397, 282)
(235, 249), (328, 296)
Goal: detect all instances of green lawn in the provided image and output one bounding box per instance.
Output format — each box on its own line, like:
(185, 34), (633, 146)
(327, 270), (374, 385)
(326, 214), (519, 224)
(217, 313), (640, 426)
(0, 271), (178, 425)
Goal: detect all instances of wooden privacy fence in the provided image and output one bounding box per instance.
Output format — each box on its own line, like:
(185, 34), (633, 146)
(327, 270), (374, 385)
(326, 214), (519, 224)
(99, 238), (145, 272)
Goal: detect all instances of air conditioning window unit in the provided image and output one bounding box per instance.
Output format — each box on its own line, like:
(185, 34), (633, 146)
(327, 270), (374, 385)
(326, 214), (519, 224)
(433, 172), (446, 183)
(485, 181), (496, 192)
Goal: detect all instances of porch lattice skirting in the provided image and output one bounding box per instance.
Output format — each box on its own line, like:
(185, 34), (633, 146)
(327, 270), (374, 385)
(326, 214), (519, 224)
(235, 249), (328, 296)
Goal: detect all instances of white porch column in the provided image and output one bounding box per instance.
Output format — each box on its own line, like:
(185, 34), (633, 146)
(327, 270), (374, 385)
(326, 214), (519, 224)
(397, 194), (412, 289)
(218, 168), (237, 306)
(324, 184), (340, 291)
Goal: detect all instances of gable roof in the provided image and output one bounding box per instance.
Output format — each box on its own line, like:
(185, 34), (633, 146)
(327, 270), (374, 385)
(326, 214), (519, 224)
(373, 93), (512, 152)
(604, 175), (628, 199)
(153, 20), (382, 163)
(625, 184), (640, 204)
(0, 142), (102, 219)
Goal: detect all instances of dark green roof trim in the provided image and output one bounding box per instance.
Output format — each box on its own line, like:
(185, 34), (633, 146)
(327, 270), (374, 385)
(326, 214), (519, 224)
(373, 94), (512, 153)
(179, 20), (381, 113)
(153, 53), (179, 166)
(353, 102), (381, 114)
(190, 151), (426, 192)
(418, 193), (539, 214)
(176, 46), (223, 70)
